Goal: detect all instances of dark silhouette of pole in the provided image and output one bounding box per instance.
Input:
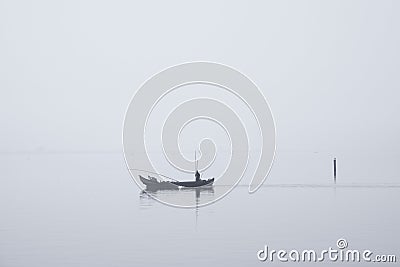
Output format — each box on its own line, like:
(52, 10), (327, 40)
(333, 158), (337, 183)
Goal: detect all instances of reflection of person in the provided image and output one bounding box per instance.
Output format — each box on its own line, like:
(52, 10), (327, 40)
(195, 170), (200, 182)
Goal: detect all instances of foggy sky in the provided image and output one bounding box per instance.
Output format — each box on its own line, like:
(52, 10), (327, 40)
(1, 0), (399, 155)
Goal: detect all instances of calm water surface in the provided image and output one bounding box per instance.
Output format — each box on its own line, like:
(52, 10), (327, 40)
(0, 154), (399, 266)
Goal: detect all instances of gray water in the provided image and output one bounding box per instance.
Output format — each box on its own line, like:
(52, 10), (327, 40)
(1, 153), (399, 266)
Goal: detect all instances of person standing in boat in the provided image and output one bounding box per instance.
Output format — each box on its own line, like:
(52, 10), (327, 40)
(194, 151), (201, 182)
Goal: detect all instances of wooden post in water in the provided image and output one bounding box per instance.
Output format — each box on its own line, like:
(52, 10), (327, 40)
(333, 158), (337, 183)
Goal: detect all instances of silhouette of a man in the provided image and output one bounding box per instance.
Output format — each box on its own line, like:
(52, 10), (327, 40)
(195, 170), (200, 182)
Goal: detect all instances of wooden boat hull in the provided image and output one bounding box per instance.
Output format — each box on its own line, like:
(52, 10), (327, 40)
(139, 175), (214, 189)
(171, 178), (214, 188)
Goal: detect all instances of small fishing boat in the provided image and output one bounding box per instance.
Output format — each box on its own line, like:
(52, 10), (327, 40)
(139, 151), (214, 189)
(139, 175), (214, 189)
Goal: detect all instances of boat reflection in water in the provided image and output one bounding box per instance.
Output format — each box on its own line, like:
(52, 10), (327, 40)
(139, 185), (215, 224)
(139, 181), (215, 206)
(142, 185), (215, 194)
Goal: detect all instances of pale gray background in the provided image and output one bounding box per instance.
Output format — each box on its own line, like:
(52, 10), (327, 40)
(1, 1), (399, 266)
(1, 0), (399, 155)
